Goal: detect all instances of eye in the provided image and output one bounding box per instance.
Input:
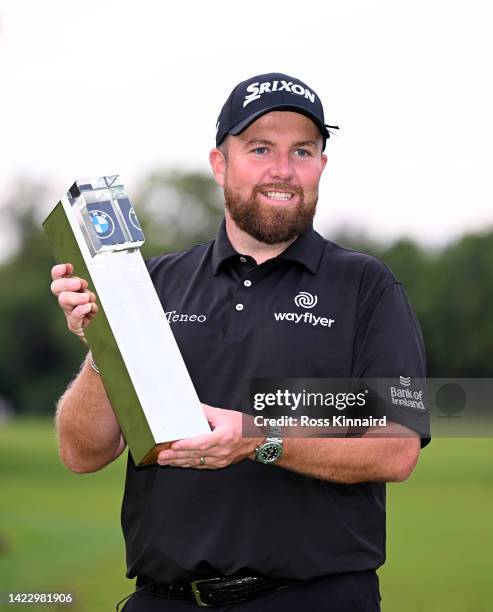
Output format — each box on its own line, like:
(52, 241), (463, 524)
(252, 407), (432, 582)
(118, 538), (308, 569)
(252, 146), (268, 155)
(294, 148), (312, 158)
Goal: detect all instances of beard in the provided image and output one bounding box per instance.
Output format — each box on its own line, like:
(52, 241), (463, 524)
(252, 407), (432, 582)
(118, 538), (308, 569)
(224, 181), (318, 245)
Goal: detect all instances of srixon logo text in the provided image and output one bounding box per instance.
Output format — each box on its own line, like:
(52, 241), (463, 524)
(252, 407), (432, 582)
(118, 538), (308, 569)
(243, 80), (316, 108)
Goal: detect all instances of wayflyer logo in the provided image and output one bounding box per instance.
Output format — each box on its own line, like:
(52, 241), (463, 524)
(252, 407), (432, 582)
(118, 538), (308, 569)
(274, 292), (335, 328)
(294, 292), (318, 308)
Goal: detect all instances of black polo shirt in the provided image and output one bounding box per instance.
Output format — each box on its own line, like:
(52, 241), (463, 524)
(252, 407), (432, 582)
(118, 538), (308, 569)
(121, 220), (429, 584)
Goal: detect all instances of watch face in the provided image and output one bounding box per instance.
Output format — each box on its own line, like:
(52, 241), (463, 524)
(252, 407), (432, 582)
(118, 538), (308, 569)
(258, 442), (282, 464)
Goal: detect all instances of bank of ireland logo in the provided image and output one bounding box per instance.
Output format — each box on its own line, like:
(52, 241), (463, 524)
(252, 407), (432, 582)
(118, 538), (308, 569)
(294, 292), (318, 309)
(89, 210), (114, 239)
(389, 377), (426, 411)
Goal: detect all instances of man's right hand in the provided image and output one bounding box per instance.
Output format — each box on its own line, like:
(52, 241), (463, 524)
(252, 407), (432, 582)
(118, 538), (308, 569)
(50, 263), (98, 344)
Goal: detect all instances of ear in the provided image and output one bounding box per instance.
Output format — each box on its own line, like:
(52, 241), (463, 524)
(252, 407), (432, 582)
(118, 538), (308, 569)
(209, 148), (226, 188)
(320, 152), (328, 173)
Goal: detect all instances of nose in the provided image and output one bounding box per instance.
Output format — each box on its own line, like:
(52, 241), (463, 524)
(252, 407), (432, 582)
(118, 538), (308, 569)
(267, 151), (294, 182)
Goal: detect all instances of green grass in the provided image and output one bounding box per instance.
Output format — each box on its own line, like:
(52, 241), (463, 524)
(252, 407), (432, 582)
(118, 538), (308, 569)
(381, 439), (493, 611)
(0, 419), (129, 611)
(1, 419), (492, 611)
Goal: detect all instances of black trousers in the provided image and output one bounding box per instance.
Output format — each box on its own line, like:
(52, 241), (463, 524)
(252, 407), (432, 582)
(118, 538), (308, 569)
(121, 570), (381, 611)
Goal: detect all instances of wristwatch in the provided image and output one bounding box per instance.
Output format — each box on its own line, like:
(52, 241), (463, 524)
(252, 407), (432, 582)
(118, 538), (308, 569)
(254, 425), (283, 464)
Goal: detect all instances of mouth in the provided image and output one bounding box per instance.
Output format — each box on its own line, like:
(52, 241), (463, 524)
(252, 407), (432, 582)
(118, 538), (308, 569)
(259, 190), (298, 204)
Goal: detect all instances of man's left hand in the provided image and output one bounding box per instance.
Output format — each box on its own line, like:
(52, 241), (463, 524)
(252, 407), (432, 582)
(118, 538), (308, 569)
(157, 405), (263, 469)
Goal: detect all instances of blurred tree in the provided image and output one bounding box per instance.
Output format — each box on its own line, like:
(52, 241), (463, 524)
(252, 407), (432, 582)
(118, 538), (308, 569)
(0, 181), (85, 415)
(423, 232), (493, 376)
(332, 231), (493, 376)
(134, 169), (224, 259)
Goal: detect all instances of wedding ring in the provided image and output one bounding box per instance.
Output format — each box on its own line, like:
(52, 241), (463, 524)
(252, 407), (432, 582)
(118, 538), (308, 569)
(199, 456), (206, 466)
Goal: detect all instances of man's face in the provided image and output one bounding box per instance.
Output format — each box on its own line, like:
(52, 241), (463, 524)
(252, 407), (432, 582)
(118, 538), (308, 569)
(211, 111), (328, 245)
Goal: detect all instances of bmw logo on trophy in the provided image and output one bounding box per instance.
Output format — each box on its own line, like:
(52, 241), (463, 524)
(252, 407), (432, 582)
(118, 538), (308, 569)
(43, 176), (210, 465)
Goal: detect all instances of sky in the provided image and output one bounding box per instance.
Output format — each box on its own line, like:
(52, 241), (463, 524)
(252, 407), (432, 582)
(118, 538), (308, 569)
(1, 0), (492, 247)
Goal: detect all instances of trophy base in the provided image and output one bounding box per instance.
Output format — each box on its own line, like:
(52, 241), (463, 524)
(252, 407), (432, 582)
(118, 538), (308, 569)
(140, 441), (174, 466)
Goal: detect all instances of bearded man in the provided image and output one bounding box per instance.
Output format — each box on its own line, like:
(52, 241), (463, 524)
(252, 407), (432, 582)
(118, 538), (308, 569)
(50, 73), (429, 611)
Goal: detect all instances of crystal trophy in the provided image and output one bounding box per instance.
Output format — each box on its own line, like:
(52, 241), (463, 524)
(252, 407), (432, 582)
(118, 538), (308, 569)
(43, 176), (210, 465)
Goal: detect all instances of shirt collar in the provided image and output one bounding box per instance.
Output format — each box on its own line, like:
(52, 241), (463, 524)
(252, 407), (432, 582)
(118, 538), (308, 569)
(211, 219), (326, 276)
(278, 225), (326, 274)
(211, 219), (239, 275)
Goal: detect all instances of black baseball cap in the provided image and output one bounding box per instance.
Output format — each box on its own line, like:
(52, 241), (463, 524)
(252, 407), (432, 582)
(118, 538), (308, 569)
(215, 72), (338, 150)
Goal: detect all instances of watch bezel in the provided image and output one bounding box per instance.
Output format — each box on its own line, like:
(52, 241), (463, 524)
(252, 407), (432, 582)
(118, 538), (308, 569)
(255, 437), (283, 464)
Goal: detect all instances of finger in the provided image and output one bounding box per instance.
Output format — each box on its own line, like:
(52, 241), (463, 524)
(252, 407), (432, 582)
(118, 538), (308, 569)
(84, 299), (98, 316)
(158, 456), (219, 469)
(51, 277), (84, 296)
(67, 302), (93, 331)
(51, 263), (73, 281)
(170, 430), (223, 452)
(58, 291), (90, 310)
(158, 457), (195, 467)
(158, 449), (217, 462)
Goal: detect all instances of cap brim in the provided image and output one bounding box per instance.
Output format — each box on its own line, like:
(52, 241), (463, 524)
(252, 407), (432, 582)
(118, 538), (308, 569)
(228, 104), (332, 140)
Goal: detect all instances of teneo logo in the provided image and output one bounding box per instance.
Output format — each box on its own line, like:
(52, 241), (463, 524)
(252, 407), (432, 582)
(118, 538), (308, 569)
(90, 210), (114, 239)
(400, 376), (411, 387)
(243, 80), (316, 108)
(294, 291), (318, 309)
(165, 310), (207, 323)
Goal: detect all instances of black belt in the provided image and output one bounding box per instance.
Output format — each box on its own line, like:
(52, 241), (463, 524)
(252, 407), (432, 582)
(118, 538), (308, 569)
(136, 575), (300, 607)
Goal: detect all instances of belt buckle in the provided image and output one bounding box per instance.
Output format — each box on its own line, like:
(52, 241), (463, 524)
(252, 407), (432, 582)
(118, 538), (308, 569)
(190, 577), (221, 608)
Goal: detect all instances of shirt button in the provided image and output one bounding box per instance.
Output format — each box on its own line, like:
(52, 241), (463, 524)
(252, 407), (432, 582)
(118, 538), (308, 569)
(235, 303), (244, 311)
(239, 256), (247, 263)
(243, 280), (252, 287)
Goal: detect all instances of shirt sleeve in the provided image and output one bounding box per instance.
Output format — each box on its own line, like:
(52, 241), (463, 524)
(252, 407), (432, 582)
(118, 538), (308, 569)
(351, 281), (431, 447)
